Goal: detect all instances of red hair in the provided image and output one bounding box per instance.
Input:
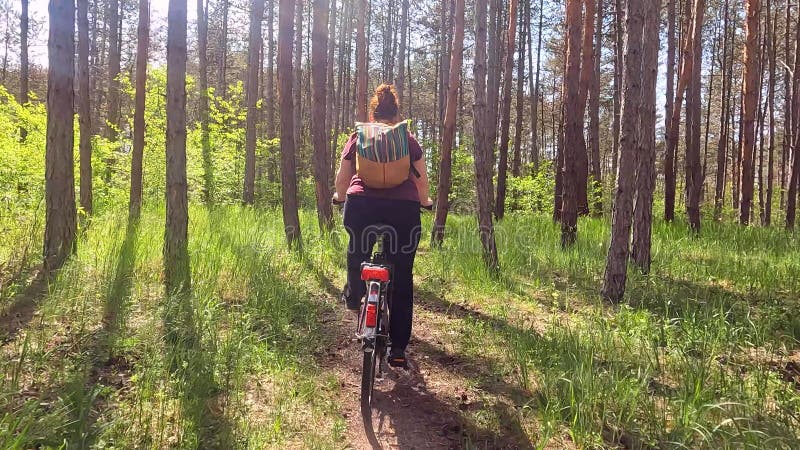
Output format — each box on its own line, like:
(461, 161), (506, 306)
(369, 84), (400, 122)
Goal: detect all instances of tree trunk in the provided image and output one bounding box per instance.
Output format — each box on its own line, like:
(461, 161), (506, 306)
(631, 0), (659, 274)
(560, 0), (583, 247)
(472, 0), (498, 269)
(511, 5), (524, 177)
(107, 0), (121, 140)
(588, 0), (602, 214)
(786, 10), (800, 230)
(19, 0), (29, 141)
(312, 0), (333, 231)
(396, 0), (408, 110)
(782, 0), (792, 211)
(279, 0), (303, 245)
(765, 0), (776, 225)
(243, 0), (266, 205)
(77, 0), (92, 215)
(485, 0), (502, 204)
(575, 0), (595, 216)
(494, 0), (518, 220)
(198, 0), (213, 203)
(665, 0), (675, 184)
(354, 0), (368, 122)
(44, 0), (77, 272)
(164, 0), (191, 293)
(438, 0), (451, 142)
(666, 0), (702, 225)
(713, 0), (730, 220)
(529, 0), (542, 172)
(739, 0), (760, 225)
(432, 0), (465, 246)
(294, 0), (303, 152)
(684, 0), (704, 231)
(325, 0), (337, 160)
(601, 0), (644, 302)
(2, 8), (8, 85)
(267, 0), (276, 138)
(611, 0), (623, 188)
(129, 0), (149, 219)
(217, 0), (228, 97)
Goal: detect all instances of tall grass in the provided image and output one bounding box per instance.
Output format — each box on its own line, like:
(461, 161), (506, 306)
(0, 206), (347, 449)
(417, 213), (800, 448)
(1, 206), (798, 448)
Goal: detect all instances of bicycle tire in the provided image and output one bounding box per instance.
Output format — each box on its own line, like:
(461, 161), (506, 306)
(360, 347), (377, 420)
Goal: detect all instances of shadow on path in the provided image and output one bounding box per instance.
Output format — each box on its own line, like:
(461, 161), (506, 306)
(0, 269), (48, 344)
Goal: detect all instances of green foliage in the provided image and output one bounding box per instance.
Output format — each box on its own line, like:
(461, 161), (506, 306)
(504, 160), (555, 214)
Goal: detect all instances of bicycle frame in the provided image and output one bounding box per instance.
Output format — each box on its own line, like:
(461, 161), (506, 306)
(357, 233), (393, 376)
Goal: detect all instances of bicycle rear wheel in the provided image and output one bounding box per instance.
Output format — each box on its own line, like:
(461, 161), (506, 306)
(360, 347), (377, 420)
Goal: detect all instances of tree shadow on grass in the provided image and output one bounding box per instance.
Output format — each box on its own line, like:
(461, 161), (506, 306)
(0, 268), (48, 344)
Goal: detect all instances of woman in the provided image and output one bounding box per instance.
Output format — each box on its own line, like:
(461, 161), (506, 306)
(333, 84), (433, 368)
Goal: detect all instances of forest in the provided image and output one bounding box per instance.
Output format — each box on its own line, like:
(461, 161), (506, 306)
(1, 0), (799, 447)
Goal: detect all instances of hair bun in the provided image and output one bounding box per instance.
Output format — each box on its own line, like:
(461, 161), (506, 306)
(370, 83), (400, 121)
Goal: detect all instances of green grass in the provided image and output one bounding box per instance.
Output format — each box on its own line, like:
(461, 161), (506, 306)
(1, 206), (799, 449)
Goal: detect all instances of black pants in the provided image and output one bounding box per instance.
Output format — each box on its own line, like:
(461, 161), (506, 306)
(343, 195), (421, 351)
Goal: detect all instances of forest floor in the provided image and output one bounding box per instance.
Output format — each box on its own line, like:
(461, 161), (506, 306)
(1, 206), (799, 449)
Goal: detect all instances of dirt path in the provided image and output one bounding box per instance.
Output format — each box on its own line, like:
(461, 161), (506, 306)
(318, 292), (537, 450)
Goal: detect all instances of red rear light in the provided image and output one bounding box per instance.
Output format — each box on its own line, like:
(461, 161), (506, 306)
(365, 303), (378, 327)
(361, 266), (390, 282)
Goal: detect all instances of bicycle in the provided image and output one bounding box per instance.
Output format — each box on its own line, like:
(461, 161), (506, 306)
(333, 197), (431, 423)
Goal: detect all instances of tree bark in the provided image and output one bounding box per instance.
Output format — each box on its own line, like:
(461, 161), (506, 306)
(666, 0), (703, 225)
(684, 0), (704, 231)
(611, 0), (623, 188)
(312, 0), (333, 231)
(494, 0), (518, 220)
(575, 0), (595, 216)
(485, 0), (502, 204)
(786, 10), (800, 230)
(588, 0), (602, 214)
(217, 0), (228, 97)
(77, 0), (92, 215)
(129, 0), (149, 219)
(665, 0), (675, 183)
(267, 0), (276, 137)
(739, 0), (760, 225)
(528, 0), (542, 172)
(198, 0), (213, 203)
(765, 0), (776, 225)
(294, 0), (303, 151)
(44, 0), (77, 272)
(325, 0), (337, 159)
(560, 0), (583, 247)
(713, 0), (730, 220)
(106, 0), (121, 140)
(354, 0), (368, 122)
(631, 0), (658, 274)
(165, 0), (191, 293)
(279, 0), (303, 245)
(602, 0), (644, 302)
(243, 0), (266, 205)
(472, 0), (498, 269)
(511, 5), (524, 177)
(396, 0), (408, 110)
(19, 0), (28, 141)
(432, 0), (465, 246)
(782, 0), (792, 211)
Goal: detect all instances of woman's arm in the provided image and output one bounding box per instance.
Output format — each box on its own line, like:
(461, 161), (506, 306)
(412, 157), (433, 207)
(334, 157), (355, 202)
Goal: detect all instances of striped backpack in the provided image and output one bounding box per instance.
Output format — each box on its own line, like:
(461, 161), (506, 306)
(355, 121), (416, 189)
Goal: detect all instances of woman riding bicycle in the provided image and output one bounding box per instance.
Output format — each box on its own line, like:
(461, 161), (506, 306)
(333, 84), (433, 369)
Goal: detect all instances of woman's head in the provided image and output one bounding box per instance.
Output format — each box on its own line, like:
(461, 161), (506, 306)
(369, 84), (400, 123)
